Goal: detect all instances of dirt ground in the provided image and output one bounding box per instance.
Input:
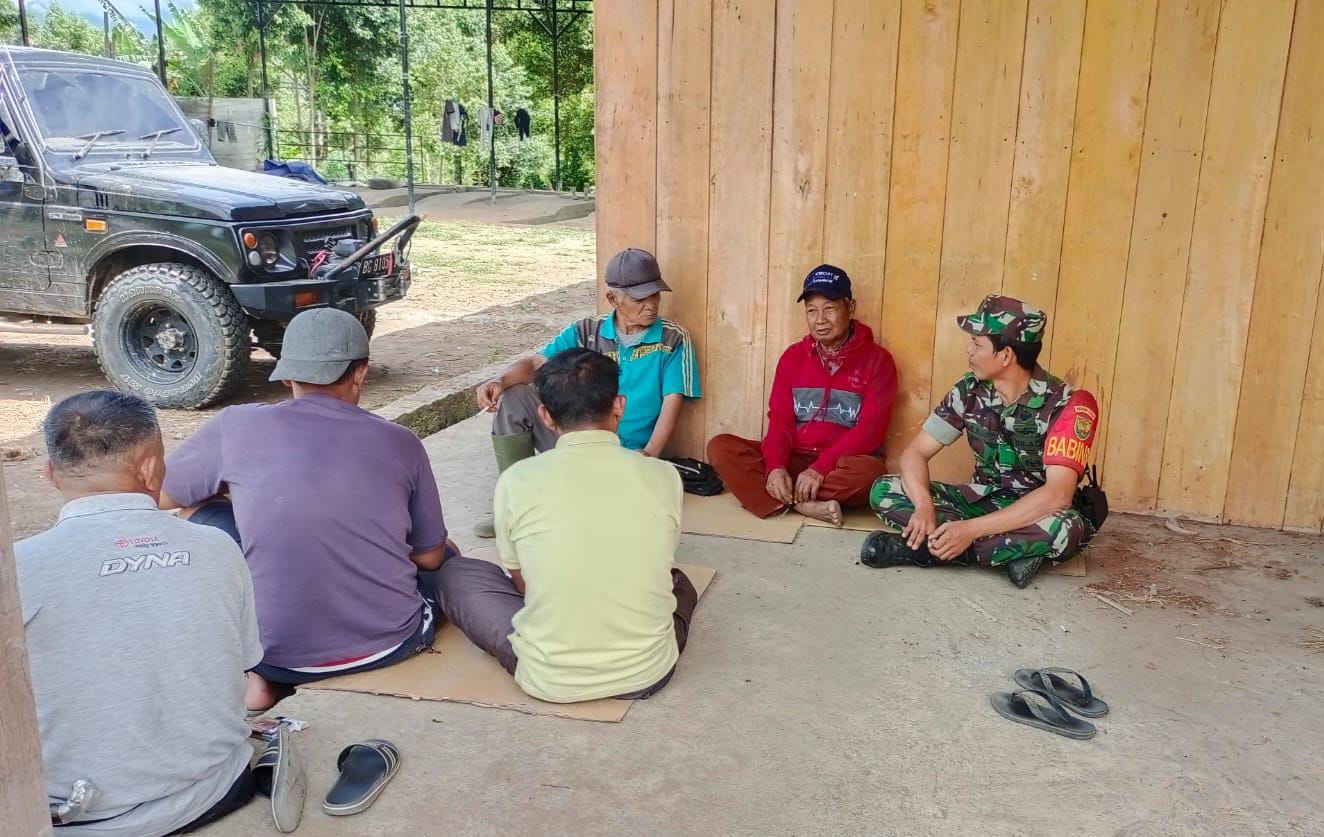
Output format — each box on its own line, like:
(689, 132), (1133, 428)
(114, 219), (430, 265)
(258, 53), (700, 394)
(353, 186), (597, 229)
(0, 218), (595, 538)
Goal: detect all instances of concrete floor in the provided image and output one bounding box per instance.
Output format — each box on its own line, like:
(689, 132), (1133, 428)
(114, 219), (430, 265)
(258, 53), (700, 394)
(206, 414), (1324, 837)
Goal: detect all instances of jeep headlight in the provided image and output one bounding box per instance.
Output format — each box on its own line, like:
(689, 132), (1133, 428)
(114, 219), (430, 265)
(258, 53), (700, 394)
(242, 230), (281, 268)
(256, 233), (279, 267)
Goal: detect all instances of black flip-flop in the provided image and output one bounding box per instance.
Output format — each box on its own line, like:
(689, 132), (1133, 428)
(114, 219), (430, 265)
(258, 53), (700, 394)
(990, 688), (1097, 740)
(1013, 667), (1109, 718)
(252, 725), (307, 833)
(323, 739), (401, 816)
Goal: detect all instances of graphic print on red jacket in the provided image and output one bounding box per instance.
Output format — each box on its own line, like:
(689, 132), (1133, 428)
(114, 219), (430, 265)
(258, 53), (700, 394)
(762, 321), (899, 475)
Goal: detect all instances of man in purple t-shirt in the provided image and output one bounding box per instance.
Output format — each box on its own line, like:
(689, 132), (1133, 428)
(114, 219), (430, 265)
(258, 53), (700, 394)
(161, 309), (452, 711)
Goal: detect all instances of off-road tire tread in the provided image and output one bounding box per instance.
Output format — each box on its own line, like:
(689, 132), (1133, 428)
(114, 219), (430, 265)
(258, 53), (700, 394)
(93, 263), (249, 409)
(357, 309), (377, 339)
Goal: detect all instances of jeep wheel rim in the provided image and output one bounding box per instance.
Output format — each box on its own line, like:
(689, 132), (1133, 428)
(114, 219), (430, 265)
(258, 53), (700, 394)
(124, 303), (199, 383)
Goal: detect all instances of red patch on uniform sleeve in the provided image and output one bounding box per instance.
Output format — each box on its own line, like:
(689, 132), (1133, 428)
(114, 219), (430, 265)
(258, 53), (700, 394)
(1043, 390), (1099, 473)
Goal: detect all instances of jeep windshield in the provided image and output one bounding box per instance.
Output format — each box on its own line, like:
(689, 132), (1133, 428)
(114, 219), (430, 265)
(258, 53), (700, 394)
(18, 67), (204, 160)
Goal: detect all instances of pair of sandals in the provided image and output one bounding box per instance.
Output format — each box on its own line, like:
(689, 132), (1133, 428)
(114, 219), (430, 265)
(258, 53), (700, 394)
(990, 668), (1109, 740)
(253, 727), (402, 832)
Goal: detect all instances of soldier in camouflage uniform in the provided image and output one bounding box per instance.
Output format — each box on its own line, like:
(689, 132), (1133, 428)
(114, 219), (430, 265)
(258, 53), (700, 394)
(861, 295), (1100, 587)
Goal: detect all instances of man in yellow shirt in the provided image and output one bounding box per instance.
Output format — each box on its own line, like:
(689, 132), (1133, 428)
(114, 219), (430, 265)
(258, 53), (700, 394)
(435, 348), (698, 702)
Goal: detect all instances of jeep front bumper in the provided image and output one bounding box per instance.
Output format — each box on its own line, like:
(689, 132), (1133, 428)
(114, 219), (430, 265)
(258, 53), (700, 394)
(231, 261), (412, 322)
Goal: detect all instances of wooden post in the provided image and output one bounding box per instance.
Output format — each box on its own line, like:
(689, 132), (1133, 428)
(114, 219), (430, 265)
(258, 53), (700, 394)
(0, 465), (52, 836)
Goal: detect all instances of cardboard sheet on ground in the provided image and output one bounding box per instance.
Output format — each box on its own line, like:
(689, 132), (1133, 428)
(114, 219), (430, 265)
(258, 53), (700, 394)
(681, 492), (804, 543)
(304, 553), (717, 723)
(1046, 552), (1087, 577)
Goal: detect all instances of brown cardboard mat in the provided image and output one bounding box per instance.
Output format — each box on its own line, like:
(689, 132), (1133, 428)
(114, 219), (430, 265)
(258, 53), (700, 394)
(681, 491), (804, 543)
(1046, 552), (1087, 577)
(304, 557), (717, 723)
(802, 514), (1087, 576)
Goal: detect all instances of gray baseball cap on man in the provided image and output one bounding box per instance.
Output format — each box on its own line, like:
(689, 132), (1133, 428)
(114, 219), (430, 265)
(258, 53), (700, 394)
(269, 307), (369, 384)
(606, 248), (672, 300)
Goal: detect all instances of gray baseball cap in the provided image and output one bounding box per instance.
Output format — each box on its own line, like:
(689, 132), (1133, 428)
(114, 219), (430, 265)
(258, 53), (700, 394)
(606, 248), (671, 299)
(269, 308), (370, 384)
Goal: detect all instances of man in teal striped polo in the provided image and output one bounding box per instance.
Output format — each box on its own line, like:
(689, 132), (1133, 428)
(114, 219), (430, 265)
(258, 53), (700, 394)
(473, 248), (702, 537)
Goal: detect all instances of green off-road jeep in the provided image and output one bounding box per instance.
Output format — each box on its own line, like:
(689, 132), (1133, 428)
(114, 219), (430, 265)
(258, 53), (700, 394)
(0, 47), (418, 408)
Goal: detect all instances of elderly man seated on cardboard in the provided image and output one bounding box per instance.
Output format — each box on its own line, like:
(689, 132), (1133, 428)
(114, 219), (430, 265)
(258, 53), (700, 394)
(471, 248), (702, 537)
(707, 264), (898, 526)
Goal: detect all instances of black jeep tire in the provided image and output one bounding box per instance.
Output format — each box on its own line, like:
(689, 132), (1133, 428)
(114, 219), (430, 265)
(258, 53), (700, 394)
(357, 309), (377, 339)
(255, 309), (377, 359)
(93, 263), (249, 409)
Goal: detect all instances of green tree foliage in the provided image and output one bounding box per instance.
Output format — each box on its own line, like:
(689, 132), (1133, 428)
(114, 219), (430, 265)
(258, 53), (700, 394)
(33, 2), (103, 54)
(1, 0), (21, 44)
(158, 4), (214, 96)
(6, 0), (595, 188)
(406, 12), (539, 186)
(496, 11), (594, 188)
(271, 3), (397, 171)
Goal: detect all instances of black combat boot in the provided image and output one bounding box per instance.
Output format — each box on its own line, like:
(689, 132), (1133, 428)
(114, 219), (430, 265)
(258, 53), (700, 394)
(1004, 554), (1046, 588)
(860, 531), (938, 568)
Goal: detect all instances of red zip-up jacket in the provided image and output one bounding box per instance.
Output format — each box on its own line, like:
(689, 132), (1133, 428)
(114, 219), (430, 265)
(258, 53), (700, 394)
(762, 321), (898, 475)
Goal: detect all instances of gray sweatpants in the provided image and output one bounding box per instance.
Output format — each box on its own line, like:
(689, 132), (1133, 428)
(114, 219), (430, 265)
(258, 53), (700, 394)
(492, 384), (560, 452)
(434, 556), (698, 699)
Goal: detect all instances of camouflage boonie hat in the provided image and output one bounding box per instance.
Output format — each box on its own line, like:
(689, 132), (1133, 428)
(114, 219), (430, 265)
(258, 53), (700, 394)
(957, 295), (1047, 343)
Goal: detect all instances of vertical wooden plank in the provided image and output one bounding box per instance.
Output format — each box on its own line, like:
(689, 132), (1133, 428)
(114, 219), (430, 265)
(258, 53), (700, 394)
(656, 0), (712, 458)
(1046, 0), (1158, 469)
(1103, 0), (1221, 512)
(1285, 278), (1324, 533)
(1225, 0), (1324, 527)
(763, 0), (837, 415)
(1157, 0), (1295, 519)
(704, 0), (777, 441)
(821, 0), (903, 336)
(1000, 0), (1086, 323)
(0, 469), (55, 837)
(594, 0), (659, 310)
(879, 0), (961, 467)
(928, 0), (1028, 481)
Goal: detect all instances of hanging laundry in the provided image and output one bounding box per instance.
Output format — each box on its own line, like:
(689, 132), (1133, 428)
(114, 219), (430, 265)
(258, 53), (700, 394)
(515, 108), (531, 141)
(441, 100), (457, 143)
(478, 107), (495, 151)
(454, 104), (469, 146)
(493, 108), (505, 126)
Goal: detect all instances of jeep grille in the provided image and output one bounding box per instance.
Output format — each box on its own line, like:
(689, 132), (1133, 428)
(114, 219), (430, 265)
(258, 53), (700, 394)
(297, 225), (357, 261)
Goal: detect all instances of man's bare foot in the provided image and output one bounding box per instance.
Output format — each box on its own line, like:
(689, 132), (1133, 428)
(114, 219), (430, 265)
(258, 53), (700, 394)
(244, 672), (292, 712)
(795, 499), (843, 527)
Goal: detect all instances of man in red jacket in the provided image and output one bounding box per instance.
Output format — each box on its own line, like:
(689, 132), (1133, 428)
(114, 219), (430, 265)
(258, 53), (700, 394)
(707, 265), (898, 526)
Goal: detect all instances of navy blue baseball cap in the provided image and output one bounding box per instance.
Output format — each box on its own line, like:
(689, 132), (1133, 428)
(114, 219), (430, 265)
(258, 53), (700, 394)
(796, 264), (852, 302)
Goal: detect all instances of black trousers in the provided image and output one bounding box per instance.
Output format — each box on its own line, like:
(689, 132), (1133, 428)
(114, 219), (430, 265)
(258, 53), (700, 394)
(167, 766), (256, 835)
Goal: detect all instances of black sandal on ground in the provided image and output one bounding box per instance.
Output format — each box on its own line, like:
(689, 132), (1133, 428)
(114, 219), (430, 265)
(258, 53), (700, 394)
(989, 688), (1097, 740)
(1013, 667), (1109, 717)
(252, 725), (306, 833)
(323, 739), (401, 817)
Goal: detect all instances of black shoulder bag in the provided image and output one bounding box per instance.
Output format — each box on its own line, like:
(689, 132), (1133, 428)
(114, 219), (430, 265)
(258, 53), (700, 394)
(1073, 464), (1108, 544)
(666, 457), (725, 496)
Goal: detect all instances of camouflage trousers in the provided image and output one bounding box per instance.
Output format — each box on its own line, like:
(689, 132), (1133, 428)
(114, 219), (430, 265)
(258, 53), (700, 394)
(867, 475), (1087, 566)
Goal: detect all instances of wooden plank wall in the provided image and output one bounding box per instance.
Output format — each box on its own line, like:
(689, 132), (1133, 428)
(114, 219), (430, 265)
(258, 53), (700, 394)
(595, 0), (1324, 532)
